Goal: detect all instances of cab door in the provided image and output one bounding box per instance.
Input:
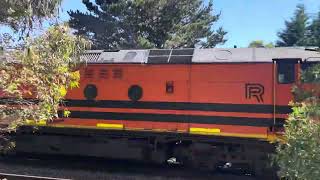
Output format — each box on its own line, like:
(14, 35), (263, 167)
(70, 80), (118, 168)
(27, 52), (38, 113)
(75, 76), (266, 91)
(273, 59), (300, 124)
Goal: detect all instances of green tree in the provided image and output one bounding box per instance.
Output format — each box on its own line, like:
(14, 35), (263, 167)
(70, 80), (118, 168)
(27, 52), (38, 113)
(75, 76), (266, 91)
(274, 61), (320, 179)
(265, 42), (275, 48)
(0, 0), (62, 32)
(308, 12), (320, 47)
(248, 40), (274, 48)
(68, 0), (227, 49)
(276, 4), (309, 47)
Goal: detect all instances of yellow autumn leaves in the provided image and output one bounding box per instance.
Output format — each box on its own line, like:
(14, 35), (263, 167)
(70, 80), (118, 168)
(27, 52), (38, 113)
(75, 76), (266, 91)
(0, 25), (90, 130)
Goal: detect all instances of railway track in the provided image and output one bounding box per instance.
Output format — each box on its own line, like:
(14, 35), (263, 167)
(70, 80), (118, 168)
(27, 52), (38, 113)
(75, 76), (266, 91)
(0, 172), (71, 180)
(0, 154), (259, 180)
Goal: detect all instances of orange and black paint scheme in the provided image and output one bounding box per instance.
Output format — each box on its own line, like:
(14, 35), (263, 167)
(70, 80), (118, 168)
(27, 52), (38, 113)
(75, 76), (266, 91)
(53, 50), (298, 140)
(58, 62), (287, 140)
(14, 48), (320, 176)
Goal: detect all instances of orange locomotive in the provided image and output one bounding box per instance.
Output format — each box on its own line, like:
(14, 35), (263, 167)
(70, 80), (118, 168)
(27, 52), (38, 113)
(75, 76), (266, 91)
(57, 48), (316, 139)
(16, 47), (320, 175)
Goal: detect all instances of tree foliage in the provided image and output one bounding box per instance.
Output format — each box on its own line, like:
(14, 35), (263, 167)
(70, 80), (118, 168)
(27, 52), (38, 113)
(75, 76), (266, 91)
(0, 1), (91, 131)
(248, 40), (274, 48)
(274, 61), (320, 179)
(68, 0), (227, 50)
(308, 12), (320, 47)
(0, 0), (62, 32)
(0, 25), (90, 130)
(277, 4), (320, 47)
(275, 6), (320, 177)
(276, 4), (309, 47)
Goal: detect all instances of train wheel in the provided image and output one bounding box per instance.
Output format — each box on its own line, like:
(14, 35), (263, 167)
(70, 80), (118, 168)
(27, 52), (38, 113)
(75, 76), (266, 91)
(171, 142), (219, 171)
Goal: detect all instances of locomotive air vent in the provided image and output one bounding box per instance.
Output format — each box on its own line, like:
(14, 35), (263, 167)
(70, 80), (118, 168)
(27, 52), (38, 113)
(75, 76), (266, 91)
(84, 69), (94, 79)
(81, 52), (101, 62)
(148, 49), (171, 63)
(84, 84), (98, 100)
(99, 69), (108, 79)
(147, 49), (194, 64)
(169, 49), (193, 63)
(112, 68), (123, 79)
(128, 85), (143, 101)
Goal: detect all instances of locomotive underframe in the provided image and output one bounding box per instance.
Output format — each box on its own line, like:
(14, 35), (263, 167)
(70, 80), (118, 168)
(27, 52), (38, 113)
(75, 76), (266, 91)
(14, 125), (276, 177)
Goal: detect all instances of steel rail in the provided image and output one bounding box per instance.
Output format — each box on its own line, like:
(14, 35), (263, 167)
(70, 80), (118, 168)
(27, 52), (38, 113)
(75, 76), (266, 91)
(0, 172), (71, 180)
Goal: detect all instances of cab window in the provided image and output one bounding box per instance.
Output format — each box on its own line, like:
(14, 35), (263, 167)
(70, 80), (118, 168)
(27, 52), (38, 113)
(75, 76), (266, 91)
(277, 61), (296, 84)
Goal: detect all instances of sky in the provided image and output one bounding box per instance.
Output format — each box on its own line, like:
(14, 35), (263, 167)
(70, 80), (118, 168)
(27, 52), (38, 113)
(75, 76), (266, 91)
(59, 0), (320, 48)
(211, 0), (320, 47)
(3, 0), (320, 48)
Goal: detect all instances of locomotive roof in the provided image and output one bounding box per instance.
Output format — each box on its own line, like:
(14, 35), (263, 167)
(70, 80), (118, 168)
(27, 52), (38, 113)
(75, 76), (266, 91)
(1, 47), (319, 64)
(81, 47), (320, 64)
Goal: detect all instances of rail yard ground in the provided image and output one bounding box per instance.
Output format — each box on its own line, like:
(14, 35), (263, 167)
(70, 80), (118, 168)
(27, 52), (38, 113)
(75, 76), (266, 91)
(0, 154), (259, 180)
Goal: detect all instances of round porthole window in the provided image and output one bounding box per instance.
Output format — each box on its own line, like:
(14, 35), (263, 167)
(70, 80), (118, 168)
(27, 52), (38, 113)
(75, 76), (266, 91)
(128, 85), (143, 101)
(84, 84), (97, 100)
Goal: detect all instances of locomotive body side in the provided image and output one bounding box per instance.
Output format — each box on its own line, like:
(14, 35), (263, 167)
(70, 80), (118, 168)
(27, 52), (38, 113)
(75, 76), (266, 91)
(48, 61), (290, 141)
